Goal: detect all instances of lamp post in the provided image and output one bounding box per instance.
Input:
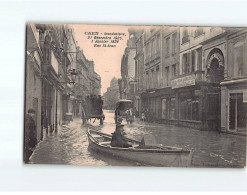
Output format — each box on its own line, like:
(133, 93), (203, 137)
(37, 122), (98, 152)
(60, 68), (78, 84)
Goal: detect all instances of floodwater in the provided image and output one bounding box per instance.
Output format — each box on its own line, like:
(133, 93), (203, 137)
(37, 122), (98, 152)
(30, 110), (246, 167)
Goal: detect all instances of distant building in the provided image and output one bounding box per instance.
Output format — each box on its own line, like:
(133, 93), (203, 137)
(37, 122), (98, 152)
(103, 77), (120, 110)
(120, 29), (138, 100)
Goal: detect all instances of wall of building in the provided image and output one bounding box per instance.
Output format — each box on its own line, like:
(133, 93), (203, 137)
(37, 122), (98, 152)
(25, 55), (42, 141)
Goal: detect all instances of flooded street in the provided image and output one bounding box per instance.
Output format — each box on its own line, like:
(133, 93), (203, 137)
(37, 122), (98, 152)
(30, 110), (246, 167)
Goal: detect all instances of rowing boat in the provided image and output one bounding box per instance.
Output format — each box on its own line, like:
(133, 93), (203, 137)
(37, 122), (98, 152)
(87, 129), (194, 167)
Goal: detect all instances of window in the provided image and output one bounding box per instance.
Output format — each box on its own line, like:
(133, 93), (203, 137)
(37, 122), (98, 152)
(166, 37), (170, 57)
(165, 66), (169, 86)
(182, 28), (189, 44)
(194, 27), (204, 37)
(179, 96), (199, 121)
(191, 50), (196, 72)
(156, 35), (160, 53)
(172, 33), (177, 54)
(151, 39), (155, 55)
(233, 42), (246, 77)
(145, 44), (148, 61)
(151, 69), (154, 88)
(197, 48), (202, 70)
(146, 71), (149, 88)
(136, 61), (139, 90)
(156, 66), (160, 87)
(182, 53), (190, 74)
(172, 64), (177, 77)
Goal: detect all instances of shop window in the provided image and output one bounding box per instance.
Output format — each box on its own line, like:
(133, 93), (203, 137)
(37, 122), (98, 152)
(170, 98), (176, 120)
(179, 96), (199, 121)
(229, 93), (247, 131)
(162, 99), (167, 119)
(162, 98), (176, 120)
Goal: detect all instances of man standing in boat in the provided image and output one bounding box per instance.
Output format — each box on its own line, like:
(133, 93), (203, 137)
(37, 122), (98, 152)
(111, 123), (132, 148)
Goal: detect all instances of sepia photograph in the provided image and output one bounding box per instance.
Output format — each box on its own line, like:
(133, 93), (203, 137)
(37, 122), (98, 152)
(24, 23), (247, 168)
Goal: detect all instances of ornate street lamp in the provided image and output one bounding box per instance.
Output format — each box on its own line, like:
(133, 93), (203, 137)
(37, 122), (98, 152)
(60, 68), (78, 84)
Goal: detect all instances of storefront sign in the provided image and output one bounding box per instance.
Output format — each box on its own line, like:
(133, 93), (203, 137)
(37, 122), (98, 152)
(243, 91), (247, 103)
(171, 74), (196, 89)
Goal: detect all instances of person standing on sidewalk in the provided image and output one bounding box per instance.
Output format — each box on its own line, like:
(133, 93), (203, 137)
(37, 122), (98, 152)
(24, 108), (37, 163)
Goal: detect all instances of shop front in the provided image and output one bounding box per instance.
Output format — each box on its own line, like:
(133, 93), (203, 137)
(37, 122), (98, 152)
(221, 79), (247, 135)
(174, 86), (204, 129)
(171, 73), (221, 130)
(141, 88), (174, 122)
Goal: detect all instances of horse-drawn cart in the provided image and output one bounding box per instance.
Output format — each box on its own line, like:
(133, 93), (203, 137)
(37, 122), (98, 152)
(82, 95), (105, 125)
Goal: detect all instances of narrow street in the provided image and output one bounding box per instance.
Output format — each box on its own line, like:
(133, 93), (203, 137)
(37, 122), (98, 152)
(30, 110), (246, 167)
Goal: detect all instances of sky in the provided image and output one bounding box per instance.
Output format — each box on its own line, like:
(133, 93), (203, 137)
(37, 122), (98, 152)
(71, 24), (129, 94)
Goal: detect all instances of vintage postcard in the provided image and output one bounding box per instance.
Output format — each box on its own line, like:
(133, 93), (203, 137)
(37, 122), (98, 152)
(24, 23), (247, 167)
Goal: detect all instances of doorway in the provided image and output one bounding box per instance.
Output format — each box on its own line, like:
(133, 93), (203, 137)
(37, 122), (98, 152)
(229, 93), (247, 132)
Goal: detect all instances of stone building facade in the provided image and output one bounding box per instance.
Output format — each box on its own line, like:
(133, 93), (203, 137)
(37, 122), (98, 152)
(103, 77), (120, 110)
(25, 23), (102, 148)
(130, 26), (246, 134)
(221, 28), (247, 135)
